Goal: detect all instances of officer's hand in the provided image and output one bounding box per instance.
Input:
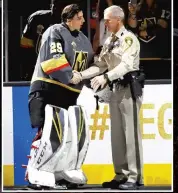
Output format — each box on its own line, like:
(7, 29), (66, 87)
(69, 70), (82, 84)
(91, 75), (107, 92)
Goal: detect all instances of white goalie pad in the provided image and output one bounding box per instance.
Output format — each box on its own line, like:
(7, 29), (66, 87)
(55, 105), (89, 184)
(27, 166), (56, 187)
(27, 104), (89, 186)
(66, 105), (89, 170)
(58, 169), (87, 185)
(27, 104), (70, 187)
(74, 106), (90, 170)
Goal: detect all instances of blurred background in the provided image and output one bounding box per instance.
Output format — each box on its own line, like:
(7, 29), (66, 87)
(2, 0), (172, 82)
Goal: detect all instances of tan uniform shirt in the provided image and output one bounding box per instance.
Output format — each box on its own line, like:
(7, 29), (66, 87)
(82, 26), (140, 81)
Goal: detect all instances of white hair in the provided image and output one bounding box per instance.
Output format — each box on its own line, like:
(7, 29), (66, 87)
(104, 5), (125, 20)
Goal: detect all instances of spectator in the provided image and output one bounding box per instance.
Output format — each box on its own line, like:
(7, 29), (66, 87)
(128, 0), (171, 58)
(92, 0), (113, 54)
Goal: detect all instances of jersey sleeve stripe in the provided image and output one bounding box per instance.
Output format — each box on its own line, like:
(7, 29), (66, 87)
(45, 63), (70, 74)
(41, 54), (70, 74)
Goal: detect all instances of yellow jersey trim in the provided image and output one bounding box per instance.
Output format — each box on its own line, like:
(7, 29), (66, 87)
(31, 77), (81, 93)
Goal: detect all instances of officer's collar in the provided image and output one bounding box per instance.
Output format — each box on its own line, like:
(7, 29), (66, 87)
(61, 22), (79, 37)
(114, 26), (126, 39)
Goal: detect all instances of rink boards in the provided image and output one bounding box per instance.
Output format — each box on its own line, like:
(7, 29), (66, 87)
(2, 84), (173, 186)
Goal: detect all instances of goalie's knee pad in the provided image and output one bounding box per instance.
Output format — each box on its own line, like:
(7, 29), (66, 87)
(27, 104), (70, 187)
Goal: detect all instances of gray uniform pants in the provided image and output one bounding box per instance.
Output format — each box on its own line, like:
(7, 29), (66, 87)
(109, 85), (143, 184)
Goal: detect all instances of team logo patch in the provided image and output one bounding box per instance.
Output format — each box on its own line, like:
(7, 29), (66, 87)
(53, 53), (60, 59)
(138, 17), (157, 42)
(71, 41), (77, 51)
(125, 37), (133, 46)
(73, 51), (88, 71)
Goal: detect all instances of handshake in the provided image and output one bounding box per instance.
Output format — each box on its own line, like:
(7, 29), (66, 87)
(69, 70), (108, 93)
(69, 70), (83, 85)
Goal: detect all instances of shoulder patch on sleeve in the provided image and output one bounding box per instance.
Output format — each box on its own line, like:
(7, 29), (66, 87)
(125, 37), (133, 47)
(120, 36), (134, 52)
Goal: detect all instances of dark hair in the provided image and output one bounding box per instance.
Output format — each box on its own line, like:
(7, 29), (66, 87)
(139, 0), (156, 9)
(61, 4), (82, 22)
(98, 0), (108, 21)
(98, 0), (117, 21)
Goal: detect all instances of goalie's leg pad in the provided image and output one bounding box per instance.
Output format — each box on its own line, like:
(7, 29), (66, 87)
(73, 106), (90, 169)
(55, 105), (90, 184)
(67, 105), (90, 170)
(27, 104), (70, 187)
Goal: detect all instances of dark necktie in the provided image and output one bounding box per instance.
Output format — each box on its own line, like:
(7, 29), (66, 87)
(108, 35), (119, 52)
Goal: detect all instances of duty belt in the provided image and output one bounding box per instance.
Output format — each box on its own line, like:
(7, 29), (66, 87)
(109, 71), (140, 91)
